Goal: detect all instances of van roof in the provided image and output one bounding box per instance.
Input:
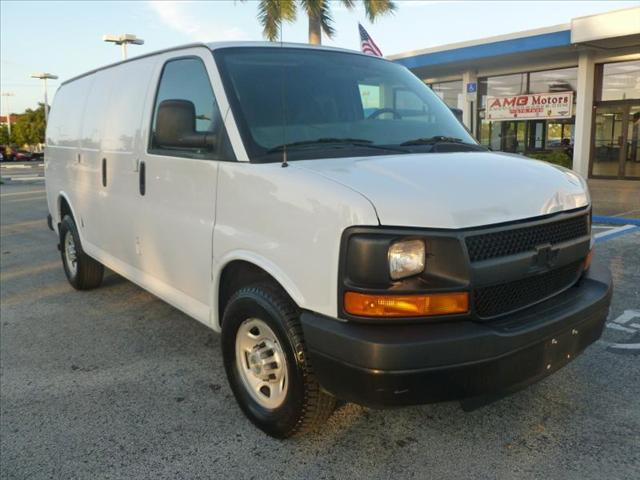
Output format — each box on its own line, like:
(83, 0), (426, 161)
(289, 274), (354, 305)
(61, 41), (372, 86)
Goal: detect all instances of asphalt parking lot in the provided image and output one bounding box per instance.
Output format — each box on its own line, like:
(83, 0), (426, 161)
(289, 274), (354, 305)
(0, 161), (45, 183)
(1, 178), (638, 480)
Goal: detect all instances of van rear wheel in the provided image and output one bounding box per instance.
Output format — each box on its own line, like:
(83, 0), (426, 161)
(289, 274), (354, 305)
(59, 215), (104, 290)
(221, 283), (336, 438)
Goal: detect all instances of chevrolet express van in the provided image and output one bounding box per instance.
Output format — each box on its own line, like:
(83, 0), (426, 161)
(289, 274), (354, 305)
(45, 42), (612, 438)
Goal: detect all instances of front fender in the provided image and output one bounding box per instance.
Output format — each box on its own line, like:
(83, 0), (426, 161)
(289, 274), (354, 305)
(212, 162), (379, 329)
(212, 251), (306, 331)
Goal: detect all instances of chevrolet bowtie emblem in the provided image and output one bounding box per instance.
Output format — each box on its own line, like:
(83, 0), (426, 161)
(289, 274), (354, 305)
(534, 243), (559, 269)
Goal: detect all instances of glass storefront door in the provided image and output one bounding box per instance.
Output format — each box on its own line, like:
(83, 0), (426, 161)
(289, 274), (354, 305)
(592, 103), (640, 179)
(625, 105), (640, 179)
(528, 121), (546, 150)
(500, 121), (526, 153)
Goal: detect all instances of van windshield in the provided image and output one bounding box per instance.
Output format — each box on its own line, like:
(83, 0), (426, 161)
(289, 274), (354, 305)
(214, 47), (478, 162)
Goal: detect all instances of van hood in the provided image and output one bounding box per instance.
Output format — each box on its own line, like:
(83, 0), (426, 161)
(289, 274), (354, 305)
(294, 152), (589, 229)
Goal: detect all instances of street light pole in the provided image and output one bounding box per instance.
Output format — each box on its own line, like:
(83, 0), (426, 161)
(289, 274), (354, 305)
(30, 72), (58, 126)
(1, 92), (15, 138)
(103, 34), (144, 60)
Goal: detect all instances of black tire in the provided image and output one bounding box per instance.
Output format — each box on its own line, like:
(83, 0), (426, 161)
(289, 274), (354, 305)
(59, 214), (104, 290)
(221, 283), (335, 438)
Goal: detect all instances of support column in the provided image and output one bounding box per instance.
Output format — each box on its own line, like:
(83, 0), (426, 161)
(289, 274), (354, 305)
(462, 70), (478, 133)
(573, 51), (596, 178)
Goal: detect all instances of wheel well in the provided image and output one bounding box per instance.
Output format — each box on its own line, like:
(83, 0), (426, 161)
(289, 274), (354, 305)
(59, 196), (72, 222)
(218, 260), (282, 326)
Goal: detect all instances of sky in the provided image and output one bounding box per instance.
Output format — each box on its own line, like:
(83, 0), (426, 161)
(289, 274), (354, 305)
(1, 0), (637, 113)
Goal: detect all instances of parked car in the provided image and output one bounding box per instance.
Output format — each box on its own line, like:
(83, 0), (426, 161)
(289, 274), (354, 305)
(0, 145), (34, 161)
(44, 42), (611, 438)
(14, 149), (34, 161)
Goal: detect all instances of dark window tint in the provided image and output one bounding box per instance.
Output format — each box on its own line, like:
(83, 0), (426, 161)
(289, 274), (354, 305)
(215, 48), (475, 163)
(150, 57), (230, 160)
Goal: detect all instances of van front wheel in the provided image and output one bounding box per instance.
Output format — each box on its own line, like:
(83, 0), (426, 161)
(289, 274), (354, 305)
(59, 215), (104, 290)
(221, 283), (335, 438)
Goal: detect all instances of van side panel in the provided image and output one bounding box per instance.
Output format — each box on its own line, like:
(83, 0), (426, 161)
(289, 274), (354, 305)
(81, 58), (157, 266)
(76, 69), (115, 250)
(48, 51), (218, 328)
(45, 76), (94, 236)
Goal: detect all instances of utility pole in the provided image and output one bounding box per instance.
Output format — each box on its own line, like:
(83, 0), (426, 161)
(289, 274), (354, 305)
(30, 72), (58, 126)
(1, 92), (15, 138)
(103, 34), (144, 60)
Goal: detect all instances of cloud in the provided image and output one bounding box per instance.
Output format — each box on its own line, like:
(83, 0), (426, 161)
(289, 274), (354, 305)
(148, 1), (249, 42)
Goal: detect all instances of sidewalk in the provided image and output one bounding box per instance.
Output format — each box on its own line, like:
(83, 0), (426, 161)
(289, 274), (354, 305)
(588, 179), (640, 219)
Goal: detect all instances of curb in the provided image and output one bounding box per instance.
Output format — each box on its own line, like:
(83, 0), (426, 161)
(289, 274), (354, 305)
(592, 215), (640, 227)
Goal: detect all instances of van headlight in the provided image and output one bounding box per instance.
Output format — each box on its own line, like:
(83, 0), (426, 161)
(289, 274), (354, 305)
(388, 239), (425, 280)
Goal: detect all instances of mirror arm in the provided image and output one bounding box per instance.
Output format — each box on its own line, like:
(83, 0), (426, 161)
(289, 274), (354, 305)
(173, 132), (216, 149)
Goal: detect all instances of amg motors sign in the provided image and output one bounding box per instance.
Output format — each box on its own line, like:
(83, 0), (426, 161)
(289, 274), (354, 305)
(486, 91), (574, 121)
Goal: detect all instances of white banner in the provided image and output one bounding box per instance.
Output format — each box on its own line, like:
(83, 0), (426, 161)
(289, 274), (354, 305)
(486, 91), (573, 121)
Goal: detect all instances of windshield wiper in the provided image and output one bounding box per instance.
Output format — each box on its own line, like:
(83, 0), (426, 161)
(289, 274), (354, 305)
(399, 136), (471, 147)
(267, 138), (406, 154)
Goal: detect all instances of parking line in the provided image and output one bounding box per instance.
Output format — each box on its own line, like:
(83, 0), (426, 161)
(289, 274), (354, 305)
(0, 190), (46, 197)
(606, 323), (637, 333)
(594, 224), (636, 238)
(600, 342), (640, 350)
(3, 195), (47, 203)
(1, 176), (45, 182)
(595, 225), (640, 243)
(613, 310), (640, 325)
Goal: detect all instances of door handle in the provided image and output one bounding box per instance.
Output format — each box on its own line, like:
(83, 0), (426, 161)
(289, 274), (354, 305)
(139, 161), (146, 196)
(102, 158), (107, 187)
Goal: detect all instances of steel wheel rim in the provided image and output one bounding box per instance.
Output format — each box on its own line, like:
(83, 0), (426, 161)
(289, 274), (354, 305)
(64, 230), (78, 277)
(235, 317), (288, 410)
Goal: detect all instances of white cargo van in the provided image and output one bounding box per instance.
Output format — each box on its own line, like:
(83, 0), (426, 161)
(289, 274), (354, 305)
(45, 42), (612, 438)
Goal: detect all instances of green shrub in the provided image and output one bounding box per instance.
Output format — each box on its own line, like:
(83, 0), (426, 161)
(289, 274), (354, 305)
(527, 151), (572, 169)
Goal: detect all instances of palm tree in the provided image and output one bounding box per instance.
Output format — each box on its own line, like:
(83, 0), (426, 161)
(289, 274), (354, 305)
(253, 0), (396, 45)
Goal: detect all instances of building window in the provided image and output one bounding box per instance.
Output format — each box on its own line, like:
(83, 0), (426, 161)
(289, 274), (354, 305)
(529, 67), (577, 94)
(478, 73), (527, 108)
(546, 121), (575, 149)
(600, 60), (640, 101)
(429, 80), (462, 108)
(476, 68), (577, 157)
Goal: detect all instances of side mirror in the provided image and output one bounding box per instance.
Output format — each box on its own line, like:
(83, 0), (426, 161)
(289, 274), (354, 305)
(154, 99), (216, 150)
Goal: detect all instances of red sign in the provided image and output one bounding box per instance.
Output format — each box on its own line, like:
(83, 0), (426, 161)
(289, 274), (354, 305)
(486, 91), (573, 121)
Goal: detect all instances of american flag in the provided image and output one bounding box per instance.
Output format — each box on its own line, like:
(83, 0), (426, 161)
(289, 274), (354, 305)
(359, 23), (383, 57)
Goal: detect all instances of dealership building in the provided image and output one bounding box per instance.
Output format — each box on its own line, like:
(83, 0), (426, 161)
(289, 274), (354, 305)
(389, 7), (640, 180)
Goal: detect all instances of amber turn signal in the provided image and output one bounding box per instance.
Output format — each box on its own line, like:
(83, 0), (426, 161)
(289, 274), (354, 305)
(344, 291), (469, 317)
(584, 249), (594, 271)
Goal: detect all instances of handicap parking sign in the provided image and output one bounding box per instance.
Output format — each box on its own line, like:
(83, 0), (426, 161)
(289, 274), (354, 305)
(466, 82), (477, 93)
